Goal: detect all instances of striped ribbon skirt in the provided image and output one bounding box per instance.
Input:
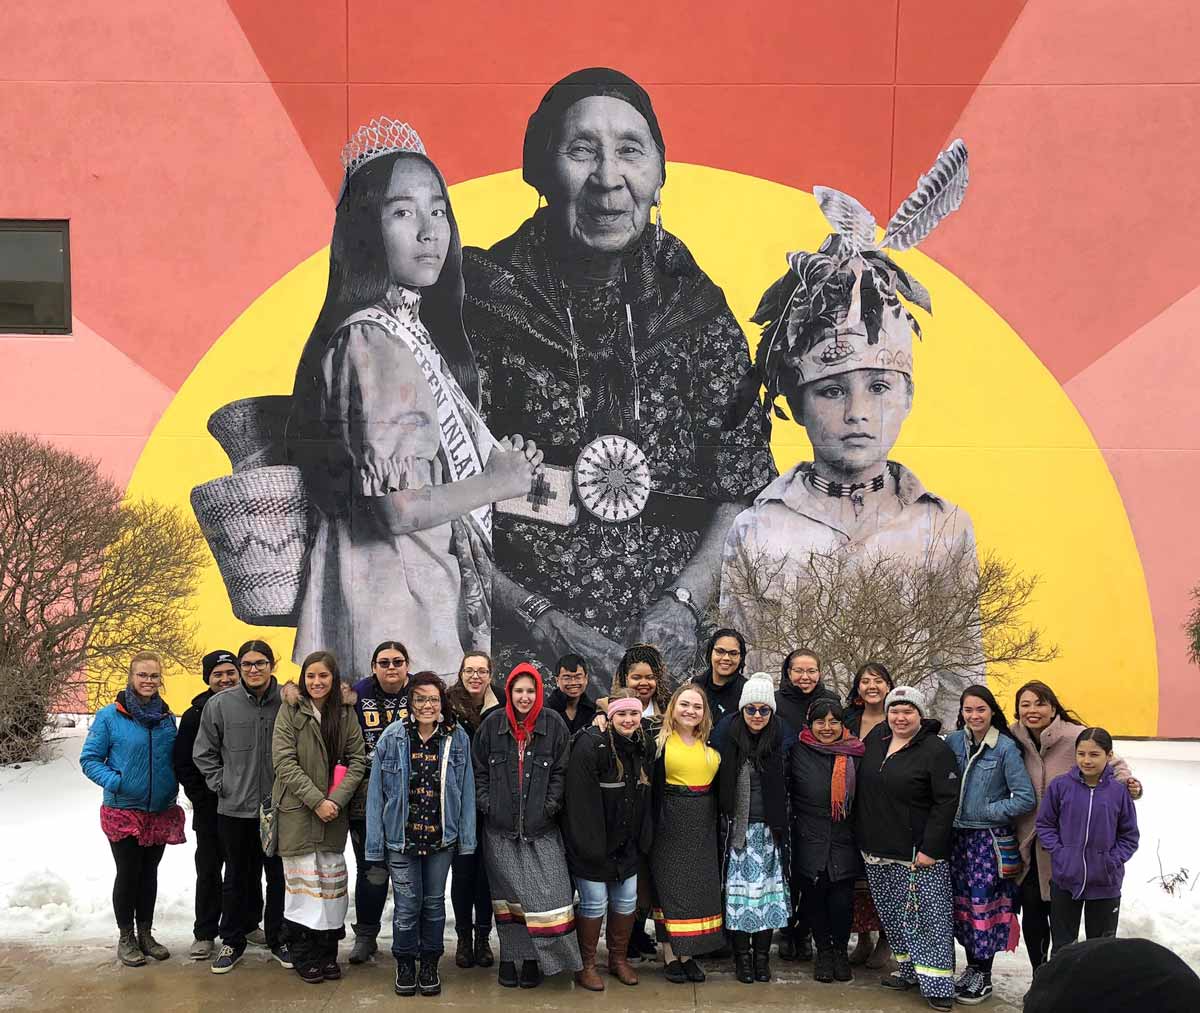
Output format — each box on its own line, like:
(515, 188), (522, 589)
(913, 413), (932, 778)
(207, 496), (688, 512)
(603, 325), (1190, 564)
(650, 785), (724, 955)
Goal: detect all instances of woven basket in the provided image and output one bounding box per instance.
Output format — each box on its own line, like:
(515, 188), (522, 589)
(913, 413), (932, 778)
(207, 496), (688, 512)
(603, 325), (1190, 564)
(190, 466), (309, 626)
(207, 396), (292, 473)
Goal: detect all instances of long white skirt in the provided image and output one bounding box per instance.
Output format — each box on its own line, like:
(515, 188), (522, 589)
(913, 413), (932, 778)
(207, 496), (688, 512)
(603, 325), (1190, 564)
(283, 851), (349, 931)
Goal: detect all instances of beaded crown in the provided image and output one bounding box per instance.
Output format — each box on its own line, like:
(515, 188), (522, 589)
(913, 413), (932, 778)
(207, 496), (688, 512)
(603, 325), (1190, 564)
(340, 117), (426, 177)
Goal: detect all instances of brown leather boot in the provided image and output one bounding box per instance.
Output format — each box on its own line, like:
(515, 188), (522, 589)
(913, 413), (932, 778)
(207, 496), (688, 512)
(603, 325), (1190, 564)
(573, 915), (605, 991)
(605, 910), (639, 986)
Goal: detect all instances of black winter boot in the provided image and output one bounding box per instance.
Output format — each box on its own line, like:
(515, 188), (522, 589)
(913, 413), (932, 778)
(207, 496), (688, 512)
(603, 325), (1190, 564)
(394, 956), (417, 996)
(752, 930), (773, 982)
(455, 930), (475, 968)
(473, 927), (494, 967)
(418, 957), (442, 996)
(732, 931), (754, 984)
(832, 947), (853, 981)
(813, 948), (835, 982)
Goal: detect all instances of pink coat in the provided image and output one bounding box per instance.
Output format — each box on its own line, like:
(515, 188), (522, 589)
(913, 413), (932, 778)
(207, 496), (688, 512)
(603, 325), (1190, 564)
(1012, 718), (1133, 901)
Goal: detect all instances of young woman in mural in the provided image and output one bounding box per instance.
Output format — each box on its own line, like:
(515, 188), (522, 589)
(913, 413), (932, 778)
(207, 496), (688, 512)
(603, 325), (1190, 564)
(271, 651), (367, 984)
(1010, 680), (1142, 970)
(444, 652), (501, 970)
(79, 652), (184, 967)
(842, 661), (894, 968)
(462, 67), (776, 683)
(1035, 727), (1140, 956)
(944, 685), (1036, 1004)
(716, 674), (791, 985)
(472, 663), (580, 987)
(649, 684), (723, 984)
(287, 120), (543, 678)
(719, 141), (980, 730)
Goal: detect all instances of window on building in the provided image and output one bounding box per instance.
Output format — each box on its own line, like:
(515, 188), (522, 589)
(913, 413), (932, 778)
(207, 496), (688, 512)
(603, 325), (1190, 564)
(0, 220), (71, 334)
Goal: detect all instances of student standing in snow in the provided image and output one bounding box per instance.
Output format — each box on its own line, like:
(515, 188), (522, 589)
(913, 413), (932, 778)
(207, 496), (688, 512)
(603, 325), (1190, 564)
(855, 685), (959, 1011)
(717, 673), (791, 985)
(473, 663), (580, 987)
(345, 640), (412, 965)
(1010, 680), (1141, 970)
(445, 652), (502, 970)
(366, 671), (476, 997)
(842, 661), (894, 968)
(788, 698), (866, 985)
(1035, 727), (1139, 957)
(80, 651), (185, 967)
(173, 649), (240, 960)
(272, 651), (367, 984)
(192, 640), (290, 973)
(944, 685), (1036, 1004)
(563, 695), (654, 991)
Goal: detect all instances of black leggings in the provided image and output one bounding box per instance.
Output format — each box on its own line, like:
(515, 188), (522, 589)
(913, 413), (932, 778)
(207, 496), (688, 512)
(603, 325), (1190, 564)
(110, 837), (165, 929)
(450, 849), (493, 934)
(1021, 851), (1052, 971)
(1049, 883), (1120, 956)
(800, 873), (855, 950)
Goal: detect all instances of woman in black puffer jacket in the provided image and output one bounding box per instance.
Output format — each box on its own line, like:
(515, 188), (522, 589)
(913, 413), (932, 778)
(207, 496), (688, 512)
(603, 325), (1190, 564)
(788, 698), (865, 984)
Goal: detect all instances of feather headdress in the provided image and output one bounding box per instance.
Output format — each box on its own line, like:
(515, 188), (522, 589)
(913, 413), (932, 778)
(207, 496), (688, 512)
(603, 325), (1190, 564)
(724, 138), (968, 428)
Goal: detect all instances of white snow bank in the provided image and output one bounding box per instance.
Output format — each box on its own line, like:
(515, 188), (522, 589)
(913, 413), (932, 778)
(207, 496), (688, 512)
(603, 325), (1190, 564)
(2, 729), (1198, 975)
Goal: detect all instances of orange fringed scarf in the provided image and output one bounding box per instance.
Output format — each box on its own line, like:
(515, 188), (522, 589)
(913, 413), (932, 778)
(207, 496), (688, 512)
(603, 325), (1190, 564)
(799, 726), (866, 822)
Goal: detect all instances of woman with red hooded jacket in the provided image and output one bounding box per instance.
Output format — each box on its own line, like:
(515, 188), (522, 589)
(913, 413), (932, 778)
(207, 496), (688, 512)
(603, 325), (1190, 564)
(472, 663), (581, 988)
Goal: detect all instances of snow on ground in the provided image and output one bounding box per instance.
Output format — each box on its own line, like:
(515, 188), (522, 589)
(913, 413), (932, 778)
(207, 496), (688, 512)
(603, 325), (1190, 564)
(2, 726), (1198, 982)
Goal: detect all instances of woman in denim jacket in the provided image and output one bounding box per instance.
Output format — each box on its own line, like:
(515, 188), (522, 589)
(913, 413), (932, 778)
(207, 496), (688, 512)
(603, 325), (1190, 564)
(944, 685), (1035, 1005)
(365, 671), (476, 998)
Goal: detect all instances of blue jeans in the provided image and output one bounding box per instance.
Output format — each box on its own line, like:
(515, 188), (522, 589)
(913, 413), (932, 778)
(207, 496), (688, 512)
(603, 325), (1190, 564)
(388, 847), (455, 959)
(576, 874), (638, 918)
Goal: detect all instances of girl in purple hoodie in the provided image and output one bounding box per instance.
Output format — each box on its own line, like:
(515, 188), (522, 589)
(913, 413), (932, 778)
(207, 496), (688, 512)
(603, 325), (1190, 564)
(1035, 728), (1139, 958)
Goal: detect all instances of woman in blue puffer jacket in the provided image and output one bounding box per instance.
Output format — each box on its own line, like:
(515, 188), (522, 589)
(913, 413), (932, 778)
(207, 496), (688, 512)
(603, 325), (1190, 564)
(944, 685), (1036, 1005)
(80, 652), (184, 967)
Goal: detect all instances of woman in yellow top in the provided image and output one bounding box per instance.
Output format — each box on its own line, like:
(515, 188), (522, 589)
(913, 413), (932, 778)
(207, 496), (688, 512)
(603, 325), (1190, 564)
(649, 684), (722, 983)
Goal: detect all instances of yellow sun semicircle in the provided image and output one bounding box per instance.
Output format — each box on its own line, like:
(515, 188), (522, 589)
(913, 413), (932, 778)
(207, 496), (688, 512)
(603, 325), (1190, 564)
(126, 164), (1157, 734)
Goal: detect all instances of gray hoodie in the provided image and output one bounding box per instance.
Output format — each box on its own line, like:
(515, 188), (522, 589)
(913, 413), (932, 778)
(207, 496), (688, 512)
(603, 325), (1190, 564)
(192, 678), (282, 819)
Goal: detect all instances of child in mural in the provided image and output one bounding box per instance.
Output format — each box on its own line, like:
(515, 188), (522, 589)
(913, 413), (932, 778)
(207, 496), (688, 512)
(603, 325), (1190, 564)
(285, 120), (544, 677)
(719, 140), (981, 727)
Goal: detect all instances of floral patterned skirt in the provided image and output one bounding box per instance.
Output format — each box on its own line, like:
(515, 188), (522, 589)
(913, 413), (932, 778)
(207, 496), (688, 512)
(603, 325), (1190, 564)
(952, 828), (1021, 958)
(99, 805), (186, 847)
(724, 822), (789, 932)
(851, 878), (883, 933)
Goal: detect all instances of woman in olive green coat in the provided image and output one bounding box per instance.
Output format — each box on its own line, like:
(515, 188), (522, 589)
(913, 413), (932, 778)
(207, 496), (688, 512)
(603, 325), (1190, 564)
(272, 651), (367, 984)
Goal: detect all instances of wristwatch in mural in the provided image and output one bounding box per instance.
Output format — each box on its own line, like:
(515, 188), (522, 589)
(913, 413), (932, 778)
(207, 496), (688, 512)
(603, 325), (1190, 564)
(669, 586), (704, 627)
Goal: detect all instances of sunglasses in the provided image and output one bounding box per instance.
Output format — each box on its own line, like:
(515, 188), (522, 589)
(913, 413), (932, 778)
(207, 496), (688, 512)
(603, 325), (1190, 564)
(743, 705), (773, 717)
(375, 658), (408, 669)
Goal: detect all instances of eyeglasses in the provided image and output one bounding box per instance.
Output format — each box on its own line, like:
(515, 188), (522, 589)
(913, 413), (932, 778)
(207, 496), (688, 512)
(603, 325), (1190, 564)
(411, 696), (440, 709)
(743, 705), (773, 717)
(713, 648), (742, 659)
(240, 660), (270, 671)
(789, 666), (819, 676)
(462, 667), (489, 677)
(557, 672), (587, 682)
(376, 658), (408, 669)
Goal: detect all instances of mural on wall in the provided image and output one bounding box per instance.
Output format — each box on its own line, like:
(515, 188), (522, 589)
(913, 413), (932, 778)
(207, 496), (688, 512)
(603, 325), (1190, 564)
(9, 3), (1200, 736)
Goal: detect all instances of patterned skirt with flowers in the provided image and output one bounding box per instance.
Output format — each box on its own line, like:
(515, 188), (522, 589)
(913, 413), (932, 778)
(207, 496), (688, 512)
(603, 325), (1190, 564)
(724, 822), (790, 932)
(951, 827), (1021, 958)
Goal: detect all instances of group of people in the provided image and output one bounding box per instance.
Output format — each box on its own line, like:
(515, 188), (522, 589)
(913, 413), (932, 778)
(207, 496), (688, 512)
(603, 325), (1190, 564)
(80, 630), (1150, 1009)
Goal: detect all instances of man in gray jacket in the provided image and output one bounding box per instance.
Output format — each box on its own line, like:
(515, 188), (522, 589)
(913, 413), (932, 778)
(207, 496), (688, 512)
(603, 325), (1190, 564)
(192, 642), (290, 974)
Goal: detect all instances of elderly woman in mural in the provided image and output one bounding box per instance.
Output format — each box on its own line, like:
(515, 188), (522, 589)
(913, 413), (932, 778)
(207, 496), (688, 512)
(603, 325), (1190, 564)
(719, 141), (980, 726)
(463, 68), (776, 681)
(286, 121), (543, 677)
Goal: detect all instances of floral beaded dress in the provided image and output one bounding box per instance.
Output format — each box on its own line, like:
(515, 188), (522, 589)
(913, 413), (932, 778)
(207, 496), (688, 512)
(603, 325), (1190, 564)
(464, 211), (776, 672)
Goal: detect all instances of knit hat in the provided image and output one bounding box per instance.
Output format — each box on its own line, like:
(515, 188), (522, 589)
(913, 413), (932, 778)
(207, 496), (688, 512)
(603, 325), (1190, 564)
(202, 650), (238, 681)
(738, 673), (777, 712)
(1022, 937), (1200, 1013)
(608, 695), (643, 719)
(884, 685), (927, 718)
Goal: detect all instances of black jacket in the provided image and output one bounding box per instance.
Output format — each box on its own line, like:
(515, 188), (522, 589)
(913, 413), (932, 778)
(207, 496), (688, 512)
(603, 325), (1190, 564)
(562, 727), (653, 882)
(774, 681), (839, 732)
(855, 719), (959, 862)
(173, 689), (217, 827)
(546, 689), (597, 736)
(472, 706), (571, 841)
(716, 717), (790, 845)
(788, 739), (862, 883)
(692, 670), (747, 726)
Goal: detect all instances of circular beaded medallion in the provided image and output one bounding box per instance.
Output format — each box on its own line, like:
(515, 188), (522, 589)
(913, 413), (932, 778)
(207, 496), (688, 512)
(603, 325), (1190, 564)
(574, 435), (652, 522)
